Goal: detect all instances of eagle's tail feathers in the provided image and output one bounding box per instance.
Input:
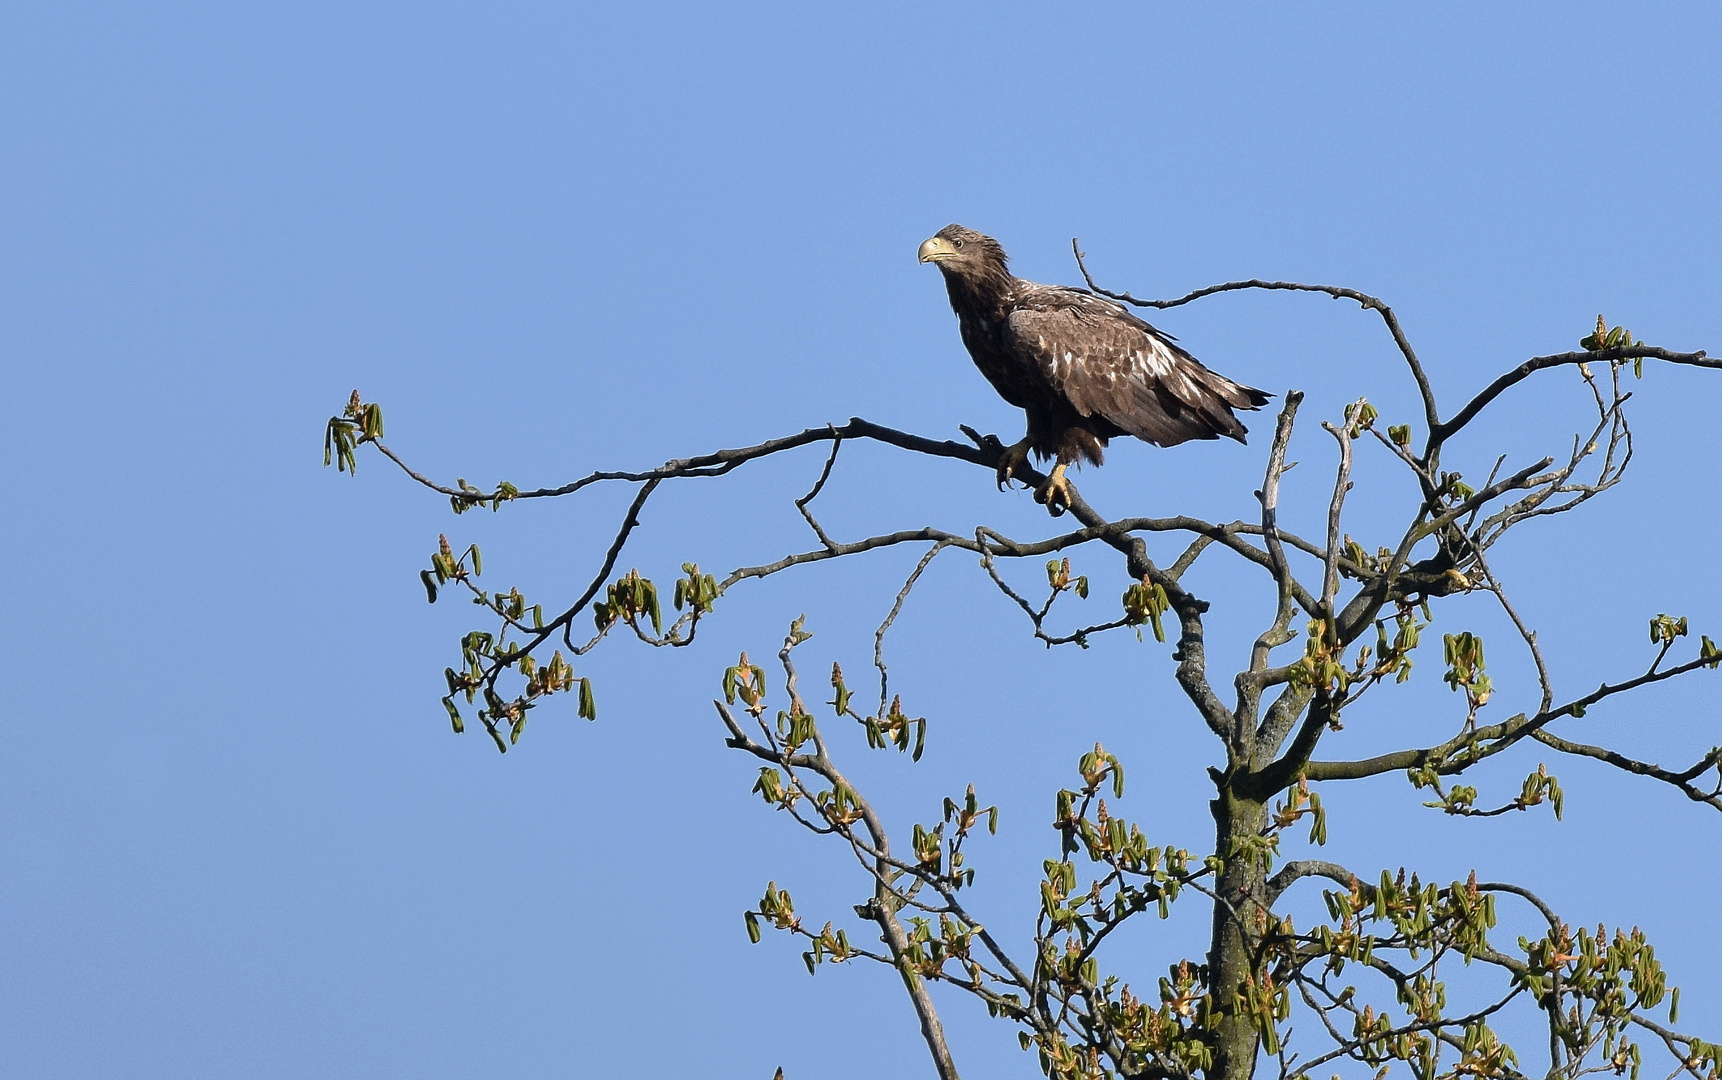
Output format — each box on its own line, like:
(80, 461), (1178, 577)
(1131, 360), (1270, 446)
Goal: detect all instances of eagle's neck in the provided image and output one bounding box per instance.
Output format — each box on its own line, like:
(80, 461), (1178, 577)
(939, 261), (1018, 325)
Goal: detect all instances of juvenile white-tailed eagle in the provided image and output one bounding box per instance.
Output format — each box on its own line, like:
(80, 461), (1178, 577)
(919, 224), (1269, 513)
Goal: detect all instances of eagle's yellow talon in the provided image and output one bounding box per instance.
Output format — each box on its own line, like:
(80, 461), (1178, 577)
(1035, 463), (1073, 516)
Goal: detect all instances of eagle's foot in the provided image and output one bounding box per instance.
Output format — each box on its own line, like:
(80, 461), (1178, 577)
(996, 438), (1034, 491)
(1034, 463), (1073, 517)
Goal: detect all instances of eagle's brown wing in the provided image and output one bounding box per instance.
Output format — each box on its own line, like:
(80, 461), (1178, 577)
(1004, 286), (1269, 446)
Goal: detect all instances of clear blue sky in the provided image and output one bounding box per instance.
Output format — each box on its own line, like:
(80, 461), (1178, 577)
(5, 4), (1720, 1077)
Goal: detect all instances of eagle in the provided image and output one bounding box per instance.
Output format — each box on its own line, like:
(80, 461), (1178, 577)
(919, 224), (1270, 513)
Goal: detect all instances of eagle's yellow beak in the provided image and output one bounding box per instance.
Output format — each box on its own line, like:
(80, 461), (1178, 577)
(918, 236), (959, 263)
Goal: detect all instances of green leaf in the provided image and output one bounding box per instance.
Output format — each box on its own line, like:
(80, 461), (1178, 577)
(830, 666), (851, 716)
(578, 678), (597, 721)
(745, 911), (761, 944)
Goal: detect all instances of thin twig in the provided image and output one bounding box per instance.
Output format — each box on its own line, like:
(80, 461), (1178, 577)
(875, 542), (951, 714)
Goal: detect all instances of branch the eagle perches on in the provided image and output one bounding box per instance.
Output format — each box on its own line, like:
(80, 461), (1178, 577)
(327, 264), (1722, 1080)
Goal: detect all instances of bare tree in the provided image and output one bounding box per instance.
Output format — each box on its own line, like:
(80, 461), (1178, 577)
(326, 250), (1722, 1080)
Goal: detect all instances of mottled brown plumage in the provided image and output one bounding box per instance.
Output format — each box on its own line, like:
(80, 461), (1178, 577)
(919, 224), (1269, 510)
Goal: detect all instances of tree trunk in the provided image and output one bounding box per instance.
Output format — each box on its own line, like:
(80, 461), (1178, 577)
(1207, 785), (1267, 1080)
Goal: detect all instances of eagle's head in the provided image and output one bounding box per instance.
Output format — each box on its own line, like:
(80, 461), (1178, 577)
(917, 224), (1009, 280)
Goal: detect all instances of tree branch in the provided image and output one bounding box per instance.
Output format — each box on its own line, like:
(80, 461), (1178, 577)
(1528, 730), (1722, 811)
(1431, 346), (1714, 450)
(1066, 245), (1438, 436)
(1304, 652), (1722, 783)
(1240, 393), (1306, 758)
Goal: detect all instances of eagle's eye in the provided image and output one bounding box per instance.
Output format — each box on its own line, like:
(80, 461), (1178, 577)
(953, 238), (965, 248)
